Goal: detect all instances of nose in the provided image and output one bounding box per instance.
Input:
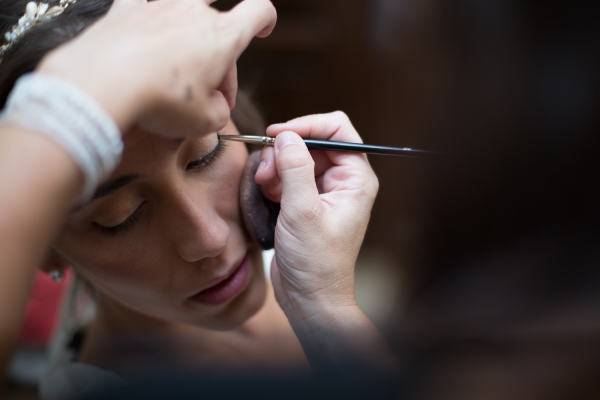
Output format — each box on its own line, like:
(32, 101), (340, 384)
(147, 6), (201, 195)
(168, 192), (230, 263)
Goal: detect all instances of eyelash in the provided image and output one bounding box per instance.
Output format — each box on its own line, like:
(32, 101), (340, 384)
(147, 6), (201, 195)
(186, 139), (227, 171)
(93, 202), (144, 237)
(93, 138), (227, 237)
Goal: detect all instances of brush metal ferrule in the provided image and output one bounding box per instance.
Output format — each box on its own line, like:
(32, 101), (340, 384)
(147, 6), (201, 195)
(219, 135), (275, 146)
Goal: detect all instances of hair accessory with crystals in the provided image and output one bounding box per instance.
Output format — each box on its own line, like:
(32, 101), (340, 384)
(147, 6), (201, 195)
(0, 0), (77, 63)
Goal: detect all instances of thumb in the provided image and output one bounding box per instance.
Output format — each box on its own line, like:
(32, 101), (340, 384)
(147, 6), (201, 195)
(274, 132), (322, 220)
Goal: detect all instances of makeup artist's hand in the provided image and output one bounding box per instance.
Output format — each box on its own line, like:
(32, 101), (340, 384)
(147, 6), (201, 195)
(37, 0), (277, 137)
(255, 111), (377, 311)
(255, 112), (395, 371)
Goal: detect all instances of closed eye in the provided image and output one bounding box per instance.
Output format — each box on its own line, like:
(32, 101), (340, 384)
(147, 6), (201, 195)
(91, 136), (227, 237)
(186, 137), (227, 171)
(93, 202), (144, 237)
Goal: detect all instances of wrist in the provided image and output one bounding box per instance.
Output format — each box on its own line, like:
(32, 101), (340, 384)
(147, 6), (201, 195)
(282, 300), (386, 370)
(281, 293), (360, 334)
(280, 297), (399, 373)
(1, 72), (123, 201)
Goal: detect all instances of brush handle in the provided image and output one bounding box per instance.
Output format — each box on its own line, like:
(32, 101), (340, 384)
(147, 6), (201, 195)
(219, 135), (435, 157)
(302, 139), (431, 157)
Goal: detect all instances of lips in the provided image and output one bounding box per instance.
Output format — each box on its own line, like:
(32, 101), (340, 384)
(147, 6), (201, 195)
(189, 253), (251, 306)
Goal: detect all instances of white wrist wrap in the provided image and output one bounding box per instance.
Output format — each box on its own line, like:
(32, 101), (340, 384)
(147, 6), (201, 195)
(1, 73), (123, 200)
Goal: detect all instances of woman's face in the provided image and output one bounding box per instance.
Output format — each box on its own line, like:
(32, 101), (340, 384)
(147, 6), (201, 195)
(54, 121), (267, 330)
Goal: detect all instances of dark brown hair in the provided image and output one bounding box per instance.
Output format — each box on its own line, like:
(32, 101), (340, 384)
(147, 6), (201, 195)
(0, 0), (112, 106)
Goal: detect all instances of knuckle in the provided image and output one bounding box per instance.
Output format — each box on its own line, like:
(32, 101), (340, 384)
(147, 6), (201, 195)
(373, 175), (380, 193)
(368, 179), (380, 201)
(280, 145), (314, 170)
(206, 109), (229, 133)
(356, 174), (379, 201)
(282, 162), (314, 180)
(257, 0), (276, 14)
(331, 111), (350, 122)
(310, 117), (330, 135)
(250, 0), (277, 17)
(268, 3), (278, 22)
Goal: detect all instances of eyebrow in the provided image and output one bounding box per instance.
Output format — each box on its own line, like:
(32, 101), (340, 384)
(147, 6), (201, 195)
(92, 138), (182, 200)
(172, 137), (185, 152)
(92, 174), (142, 201)
(70, 174), (142, 213)
(73, 137), (214, 212)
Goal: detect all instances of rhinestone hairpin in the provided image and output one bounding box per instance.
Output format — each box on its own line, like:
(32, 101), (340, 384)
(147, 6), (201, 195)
(0, 0), (77, 63)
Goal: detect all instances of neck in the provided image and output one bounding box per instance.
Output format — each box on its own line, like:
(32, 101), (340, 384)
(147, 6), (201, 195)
(78, 284), (307, 378)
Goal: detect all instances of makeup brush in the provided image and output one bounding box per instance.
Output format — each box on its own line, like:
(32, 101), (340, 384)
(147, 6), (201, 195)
(219, 135), (435, 157)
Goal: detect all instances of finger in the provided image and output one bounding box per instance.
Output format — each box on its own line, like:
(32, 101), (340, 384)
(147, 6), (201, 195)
(258, 139), (332, 180)
(222, 0), (277, 55)
(255, 146), (281, 203)
(309, 149), (334, 178)
(269, 112), (372, 170)
(261, 175), (282, 203)
(204, 90), (231, 133)
(255, 146), (276, 183)
(274, 132), (321, 219)
(217, 63), (238, 110)
(267, 111), (362, 143)
(265, 150), (342, 201)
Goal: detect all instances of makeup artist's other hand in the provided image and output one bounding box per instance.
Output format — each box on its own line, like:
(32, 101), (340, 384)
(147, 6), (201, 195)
(37, 0), (276, 137)
(255, 112), (380, 359)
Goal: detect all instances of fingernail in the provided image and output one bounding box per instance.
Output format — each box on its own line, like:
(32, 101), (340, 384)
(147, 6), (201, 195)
(256, 161), (266, 176)
(276, 131), (303, 151)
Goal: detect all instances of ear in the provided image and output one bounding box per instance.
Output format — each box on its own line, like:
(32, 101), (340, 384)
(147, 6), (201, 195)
(40, 249), (70, 277)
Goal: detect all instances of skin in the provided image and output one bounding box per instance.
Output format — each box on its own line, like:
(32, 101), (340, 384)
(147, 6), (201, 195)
(256, 113), (398, 372)
(45, 113), (396, 377)
(38, 0), (277, 136)
(0, 0), (395, 375)
(0, 0), (276, 374)
(47, 121), (307, 375)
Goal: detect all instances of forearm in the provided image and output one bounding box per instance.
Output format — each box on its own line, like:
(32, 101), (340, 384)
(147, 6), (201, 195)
(283, 300), (399, 374)
(0, 124), (81, 372)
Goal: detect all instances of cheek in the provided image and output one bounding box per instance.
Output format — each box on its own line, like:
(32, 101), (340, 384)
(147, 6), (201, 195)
(55, 232), (170, 300)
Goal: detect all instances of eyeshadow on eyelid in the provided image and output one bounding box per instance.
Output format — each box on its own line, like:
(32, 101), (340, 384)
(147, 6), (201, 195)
(184, 132), (220, 157)
(91, 198), (142, 227)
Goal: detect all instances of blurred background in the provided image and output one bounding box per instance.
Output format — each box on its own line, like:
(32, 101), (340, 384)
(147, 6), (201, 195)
(6, 0), (599, 398)
(218, 0), (448, 324)
(217, 0), (600, 398)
